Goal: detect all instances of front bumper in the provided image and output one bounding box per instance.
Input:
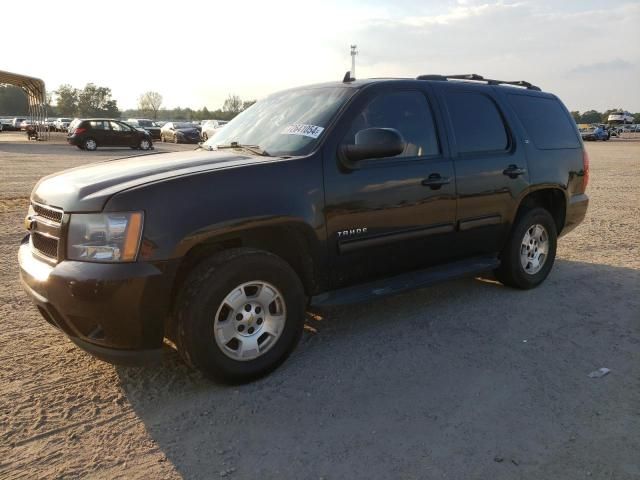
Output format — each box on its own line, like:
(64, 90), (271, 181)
(179, 135), (201, 144)
(18, 240), (178, 365)
(561, 193), (589, 237)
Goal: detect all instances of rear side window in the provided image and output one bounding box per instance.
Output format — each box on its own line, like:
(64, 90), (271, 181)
(508, 94), (580, 149)
(444, 92), (509, 154)
(89, 121), (108, 130)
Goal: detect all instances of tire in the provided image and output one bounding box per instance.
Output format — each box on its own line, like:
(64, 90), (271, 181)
(202, 132), (208, 141)
(83, 138), (97, 151)
(174, 134), (179, 144)
(494, 207), (557, 289)
(174, 248), (306, 383)
(139, 138), (151, 150)
(161, 134), (165, 143)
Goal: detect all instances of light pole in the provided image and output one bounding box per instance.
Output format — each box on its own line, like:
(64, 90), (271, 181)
(350, 45), (358, 79)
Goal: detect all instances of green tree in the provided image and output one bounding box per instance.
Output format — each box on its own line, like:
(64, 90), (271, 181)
(222, 94), (243, 115)
(77, 83), (119, 117)
(570, 111), (581, 123)
(242, 99), (257, 111)
(54, 84), (79, 116)
(138, 91), (163, 119)
(580, 110), (601, 124)
(634, 113), (640, 123)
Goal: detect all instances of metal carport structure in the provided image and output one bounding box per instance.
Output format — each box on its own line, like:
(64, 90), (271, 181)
(0, 69), (49, 140)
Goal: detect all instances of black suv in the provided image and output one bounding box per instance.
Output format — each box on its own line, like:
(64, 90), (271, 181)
(67, 119), (153, 151)
(19, 73), (588, 382)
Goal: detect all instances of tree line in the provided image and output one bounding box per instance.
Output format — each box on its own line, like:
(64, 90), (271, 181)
(3, 84), (638, 124)
(570, 109), (640, 124)
(0, 85), (256, 122)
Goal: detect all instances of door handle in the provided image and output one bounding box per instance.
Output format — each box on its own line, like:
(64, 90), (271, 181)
(503, 165), (527, 178)
(421, 174), (451, 189)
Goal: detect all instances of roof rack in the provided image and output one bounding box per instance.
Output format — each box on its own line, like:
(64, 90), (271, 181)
(416, 73), (541, 91)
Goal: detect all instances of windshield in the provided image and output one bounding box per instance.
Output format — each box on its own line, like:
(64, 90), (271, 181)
(203, 86), (354, 156)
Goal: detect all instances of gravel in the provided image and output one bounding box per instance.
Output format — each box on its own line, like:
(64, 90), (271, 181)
(1, 133), (638, 479)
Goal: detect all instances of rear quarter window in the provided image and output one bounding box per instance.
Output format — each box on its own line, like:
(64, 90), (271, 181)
(507, 94), (580, 149)
(444, 92), (509, 154)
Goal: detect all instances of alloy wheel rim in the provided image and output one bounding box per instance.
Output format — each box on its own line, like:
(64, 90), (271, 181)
(520, 223), (549, 275)
(213, 281), (286, 361)
(141, 139), (150, 150)
(86, 139), (96, 150)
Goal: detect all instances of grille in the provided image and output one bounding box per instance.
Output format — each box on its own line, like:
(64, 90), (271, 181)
(32, 232), (59, 259)
(32, 203), (63, 223)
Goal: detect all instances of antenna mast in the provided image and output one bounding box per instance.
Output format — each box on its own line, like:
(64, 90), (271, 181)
(350, 45), (358, 79)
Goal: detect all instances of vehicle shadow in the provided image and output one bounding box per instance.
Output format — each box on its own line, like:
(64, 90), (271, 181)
(115, 259), (640, 479)
(0, 142), (155, 157)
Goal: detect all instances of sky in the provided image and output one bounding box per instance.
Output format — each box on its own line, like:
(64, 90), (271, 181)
(2, 0), (638, 112)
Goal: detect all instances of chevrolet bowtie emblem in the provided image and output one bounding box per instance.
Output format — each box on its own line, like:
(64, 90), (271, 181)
(24, 215), (36, 231)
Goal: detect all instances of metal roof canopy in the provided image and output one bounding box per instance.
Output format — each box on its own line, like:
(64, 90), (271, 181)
(0, 69), (49, 140)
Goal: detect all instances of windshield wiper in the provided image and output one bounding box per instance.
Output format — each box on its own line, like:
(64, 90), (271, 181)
(215, 142), (271, 157)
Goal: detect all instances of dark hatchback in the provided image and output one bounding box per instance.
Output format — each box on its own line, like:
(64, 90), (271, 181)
(127, 119), (162, 139)
(67, 119), (153, 151)
(160, 122), (201, 144)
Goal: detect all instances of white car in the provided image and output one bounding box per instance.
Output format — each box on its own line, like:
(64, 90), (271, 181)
(200, 119), (228, 141)
(54, 118), (73, 132)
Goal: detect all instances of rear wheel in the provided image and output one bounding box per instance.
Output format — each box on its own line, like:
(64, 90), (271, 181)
(139, 138), (151, 150)
(174, 248), (306, 383)
(494, 207), (557, 289)
(83, 138), (97, 151)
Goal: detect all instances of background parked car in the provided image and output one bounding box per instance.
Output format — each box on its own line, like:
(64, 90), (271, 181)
(67, 119), (153, 151)
(580, 125), (609, 141)
(200, 119), (228, 141)
(54, 118), (74, 132)
(160, 121), (201, 143)
(127, 118), (162, 139)
(12, 117), (26, 130)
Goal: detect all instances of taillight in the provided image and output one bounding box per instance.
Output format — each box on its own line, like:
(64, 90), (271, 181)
(74, 127), (86, 135)
(582, 148), (590, 191)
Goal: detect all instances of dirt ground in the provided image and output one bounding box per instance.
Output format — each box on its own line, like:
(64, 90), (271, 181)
(1, 133), (638, 479)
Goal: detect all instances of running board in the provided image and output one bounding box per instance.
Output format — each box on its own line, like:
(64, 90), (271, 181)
(310, 256), (500, 307)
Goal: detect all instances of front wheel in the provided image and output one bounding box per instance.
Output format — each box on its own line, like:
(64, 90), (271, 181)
(173, 134), (179, 144)
(494, 208), (557, 289)
(202, 132), (208, 141)
(174, 248), (306, 383)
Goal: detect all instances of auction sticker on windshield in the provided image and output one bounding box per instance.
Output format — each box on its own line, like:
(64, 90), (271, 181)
(282, 124), (325, 139)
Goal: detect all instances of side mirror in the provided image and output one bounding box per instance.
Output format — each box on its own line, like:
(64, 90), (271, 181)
(341, 128), (405, 163)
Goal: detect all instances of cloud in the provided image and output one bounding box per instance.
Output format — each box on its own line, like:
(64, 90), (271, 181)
(569, 59), (635, 75)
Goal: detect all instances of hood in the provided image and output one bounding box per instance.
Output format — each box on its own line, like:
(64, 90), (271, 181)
(32, 150), (264, 212)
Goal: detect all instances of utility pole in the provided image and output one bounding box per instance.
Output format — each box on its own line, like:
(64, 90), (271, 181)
(350, 45), (358, 79)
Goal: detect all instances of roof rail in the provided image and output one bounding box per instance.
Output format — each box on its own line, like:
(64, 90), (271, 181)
(416, 73), (541, 91)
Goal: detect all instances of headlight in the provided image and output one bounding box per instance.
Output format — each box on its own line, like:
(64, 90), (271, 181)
(67, 212), (144, 262)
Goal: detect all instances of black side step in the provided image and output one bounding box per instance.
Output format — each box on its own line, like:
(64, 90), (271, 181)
(310, 256), (500, 307)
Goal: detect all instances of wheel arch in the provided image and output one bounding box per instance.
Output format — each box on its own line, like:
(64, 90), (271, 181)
(168, 220), (325, 318)
(513, 185), (568, 235)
